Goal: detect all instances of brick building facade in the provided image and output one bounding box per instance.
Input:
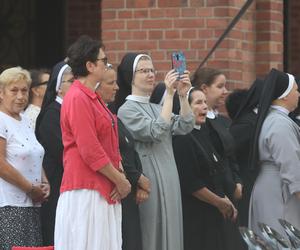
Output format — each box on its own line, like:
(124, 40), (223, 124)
(0, 0), (299, 88)
(287, 0), (300, 77)
(101, 0), (297, 89)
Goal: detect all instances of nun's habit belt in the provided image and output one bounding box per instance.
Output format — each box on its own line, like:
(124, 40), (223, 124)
(258, 162), (291, 203)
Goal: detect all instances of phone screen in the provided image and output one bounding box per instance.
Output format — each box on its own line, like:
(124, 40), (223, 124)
(172, 51), (186, 77)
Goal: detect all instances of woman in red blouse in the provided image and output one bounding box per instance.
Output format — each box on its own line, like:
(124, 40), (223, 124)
(54, 35), (131, 250)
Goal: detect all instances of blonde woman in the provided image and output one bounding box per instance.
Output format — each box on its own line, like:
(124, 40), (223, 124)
(0, 67), (50, 249)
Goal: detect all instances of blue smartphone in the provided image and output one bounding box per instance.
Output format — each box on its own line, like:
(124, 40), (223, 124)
(171, 51), (186, 78)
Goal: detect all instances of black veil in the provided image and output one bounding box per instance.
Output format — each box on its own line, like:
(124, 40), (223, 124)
(249, 68), (290, 171)
(35, 61), (67, 140)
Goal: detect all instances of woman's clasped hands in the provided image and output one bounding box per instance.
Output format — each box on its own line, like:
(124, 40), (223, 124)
(136, 174), (151, 204)
(216, 196), (238, 222)
(27, 182), (50, 203)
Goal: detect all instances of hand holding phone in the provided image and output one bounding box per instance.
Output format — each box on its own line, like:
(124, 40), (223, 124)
(171, 51), (186, 79)
(176, 71), (192, 97)
(164, 69), (179, 95)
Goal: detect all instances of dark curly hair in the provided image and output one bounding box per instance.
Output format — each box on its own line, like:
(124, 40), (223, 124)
(67, 35), (103, 77)
(225, 88), (248, 120)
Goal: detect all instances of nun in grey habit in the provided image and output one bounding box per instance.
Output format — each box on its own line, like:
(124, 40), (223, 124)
(249, 68), (300, 238)
(114, 53), (194, 250)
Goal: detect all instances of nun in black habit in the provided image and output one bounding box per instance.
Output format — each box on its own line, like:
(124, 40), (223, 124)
(104, 63), (147, 250)
(249, 68), (300, 238)
(228, 78), (264, 227)
(35, 61), (73, 246)
(117, 118), (146, 250)
(173, 88), (243, 250)
(191, 68), (243, 201)
(191, 67), (247, 249)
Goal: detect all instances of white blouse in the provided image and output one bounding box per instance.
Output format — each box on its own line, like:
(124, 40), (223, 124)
(0, 111), (45, 207)
(23, 104), (41, 131)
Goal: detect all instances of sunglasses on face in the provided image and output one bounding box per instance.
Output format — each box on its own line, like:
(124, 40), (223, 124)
(96, 57), (108, 65)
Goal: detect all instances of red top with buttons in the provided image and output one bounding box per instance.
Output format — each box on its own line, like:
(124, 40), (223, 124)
(60, 80), (121, 204)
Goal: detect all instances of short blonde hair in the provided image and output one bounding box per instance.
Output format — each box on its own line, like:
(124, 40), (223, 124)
(0, 67), (32, 89)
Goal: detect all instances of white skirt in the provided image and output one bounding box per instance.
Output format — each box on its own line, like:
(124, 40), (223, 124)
(54, 189), (122, 250)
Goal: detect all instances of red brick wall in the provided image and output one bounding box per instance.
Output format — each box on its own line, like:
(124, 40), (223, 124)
(256, 0), (283, 78)
(101, 0), (283, 89)
(287, 0), (300, 78)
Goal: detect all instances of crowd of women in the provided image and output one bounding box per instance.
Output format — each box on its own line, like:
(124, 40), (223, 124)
(0, 34), (299, 250)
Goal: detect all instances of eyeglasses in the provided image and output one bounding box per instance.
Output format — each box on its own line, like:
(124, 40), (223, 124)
(135, 68), (157, 75)
(31, 81), (48, 89)
(96, 57), (108, 65)
(62, 78), (74, 84)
